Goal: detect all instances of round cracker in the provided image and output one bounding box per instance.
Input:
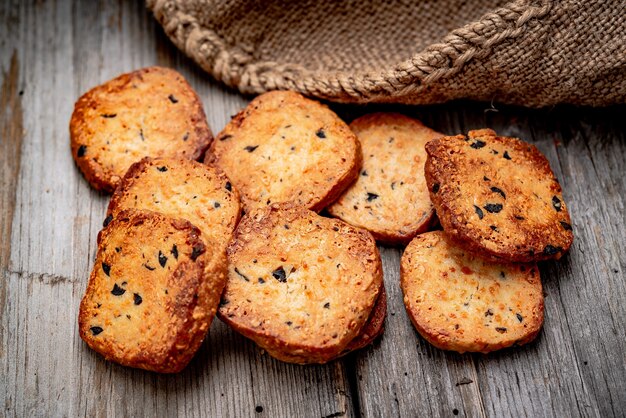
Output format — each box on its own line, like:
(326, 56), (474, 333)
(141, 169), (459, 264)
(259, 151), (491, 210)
(401, 231), (544, 354)
(425, 129), (574, 262)
(205, 91), (361, 212)
(70, 67), (212, 193)
(107, 157), (240, 252)
(218, 204), (383, 364)
(78, 210), (227, 373)
(328, 113), (442, 244)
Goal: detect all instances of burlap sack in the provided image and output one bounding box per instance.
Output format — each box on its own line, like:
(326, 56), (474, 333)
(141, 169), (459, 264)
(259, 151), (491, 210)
(147, 0), (625, 107)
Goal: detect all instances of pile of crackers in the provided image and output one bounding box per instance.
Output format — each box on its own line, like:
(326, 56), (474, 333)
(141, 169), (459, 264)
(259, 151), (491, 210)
(72, 67), (573, 373)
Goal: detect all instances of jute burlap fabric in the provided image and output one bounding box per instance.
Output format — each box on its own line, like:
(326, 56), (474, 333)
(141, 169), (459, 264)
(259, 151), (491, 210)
(148, 0), (625, 107)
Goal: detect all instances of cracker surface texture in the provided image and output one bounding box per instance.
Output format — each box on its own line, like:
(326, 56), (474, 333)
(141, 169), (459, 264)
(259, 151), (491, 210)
(78, 210), (227, 373)
(70, 67), (212, 192)
(107, 157), (240, 252)
(401, 231), (544, 353)
(205, 91), (361, 211)
(425, 129), (573, 262)
(219, 204), (383, 364)
(329, 113), (442, 244)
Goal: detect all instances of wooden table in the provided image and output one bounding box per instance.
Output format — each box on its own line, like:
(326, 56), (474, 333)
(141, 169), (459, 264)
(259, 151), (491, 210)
(1, 2), (625, 417)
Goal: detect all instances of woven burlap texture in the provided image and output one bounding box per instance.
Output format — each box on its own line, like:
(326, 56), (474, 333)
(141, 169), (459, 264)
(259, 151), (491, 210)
(148, 0), (625, 107)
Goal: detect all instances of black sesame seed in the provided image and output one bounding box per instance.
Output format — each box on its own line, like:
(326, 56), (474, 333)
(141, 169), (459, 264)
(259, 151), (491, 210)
(220, 134), (232, 141)
(134, 293), (142, 305)
(258, 277), (265, 284)
(560, 221), (572, 231)
(214, 202), (221, 208)
(244, 145), (259, 152)
(103, 214), (113, 227)
(182, 132), (189, 141)
(234, 267), (249, 281)
(500, 271), (506, 278)
(102, 262), (111, 276)
(157, 166), (168, 172)
(515, 215), (525, 220)
(366, 192), (379, 202)
(474, 205), (484, 219)
(490, 225), (498, 231)
(332, 226), (339, 232)
(111, 284), (125, 296)
(272, 266), (287, 283)
(315, 128), (326, 138)
(285, 321), (293, 326)
(470, 140), (486, 149)
(225, 181), (232, 192)
(490, 186), (506, 198)
(191, 245), (204, 261)
(483, 176), (491, 181)
(158, 251), (167, 268)
(552, 196), (562, 212)
(115, 247), (121, 253)
(484, 203), (503, 213)
(503, 151), (511, 160)
(77, 145), (87, 157)
(361, 170), (368, 176)
(168, 94), (178, 103)
(324, 302), (330, 309)
(516, 313), (523, 322)
(90, 326), (103, 335)
(171, 244), (178, 259)
(144, 263), (156, 271)
(543, 245), (562, 256)
(101, 113), (117, 118)
(432, 183), (440, 194)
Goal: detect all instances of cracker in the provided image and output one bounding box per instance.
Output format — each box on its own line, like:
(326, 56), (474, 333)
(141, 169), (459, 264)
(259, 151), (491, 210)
(341, 283), (387, 354)
(70, 67), (212, 193)
(107, 157), (240, 252)
(401, 231), (543, 353)
(425, 129), (573, 262)
(218, 204), (383, 364)
(205, 91), (361, 211)
(328, 113), (442, 244)
(78, 210), (227, 373)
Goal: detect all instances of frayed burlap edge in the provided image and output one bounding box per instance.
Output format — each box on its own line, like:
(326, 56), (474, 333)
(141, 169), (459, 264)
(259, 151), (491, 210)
(147, 0), (624, 107)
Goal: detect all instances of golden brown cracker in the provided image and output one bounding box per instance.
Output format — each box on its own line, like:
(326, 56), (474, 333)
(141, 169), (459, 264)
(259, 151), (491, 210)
(70, 67), (212, 192)
(107, 157), (240, 252)
(425, 129), (573, 262)
(401, 231), (544, 353)
(205, 91), (361, 211)
(78, 210), (227, 373)
(329, 113), (442, 244)
(218, 204), (383, 364)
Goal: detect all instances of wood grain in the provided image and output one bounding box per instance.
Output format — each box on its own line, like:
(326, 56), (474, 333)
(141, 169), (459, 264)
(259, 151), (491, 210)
(1, 1), (625, 417)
